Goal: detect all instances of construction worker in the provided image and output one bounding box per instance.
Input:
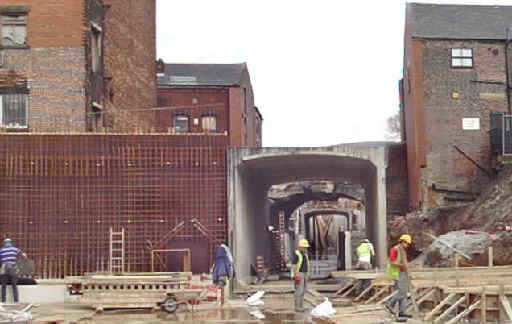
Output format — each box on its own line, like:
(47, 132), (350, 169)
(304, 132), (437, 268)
(385, 234), (412, 319)
(355, 238), (375, 294)
(356, 238), (375, 270)
(0, 238), (27, 303)
(291, 239), (310, 312)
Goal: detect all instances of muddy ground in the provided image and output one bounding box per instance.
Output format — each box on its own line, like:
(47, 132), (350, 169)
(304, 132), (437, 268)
(28, 299), (427, 324)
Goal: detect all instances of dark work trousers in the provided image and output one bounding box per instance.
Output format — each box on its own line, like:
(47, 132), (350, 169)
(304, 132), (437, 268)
(1, 263), (18, 303)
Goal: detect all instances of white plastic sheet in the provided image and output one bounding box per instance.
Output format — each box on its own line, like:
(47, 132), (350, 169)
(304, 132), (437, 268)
(245, 290), (265, 306)
(311, 298), (336, 317)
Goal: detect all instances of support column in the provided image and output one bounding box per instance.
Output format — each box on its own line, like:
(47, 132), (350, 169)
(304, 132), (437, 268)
(375, 163), (388, 269)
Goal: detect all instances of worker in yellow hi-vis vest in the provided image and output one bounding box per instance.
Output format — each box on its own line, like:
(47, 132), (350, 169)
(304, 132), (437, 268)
(291, 239), (310, 313)
(356, 238), (375, 270)
(355, 238), (375, 294)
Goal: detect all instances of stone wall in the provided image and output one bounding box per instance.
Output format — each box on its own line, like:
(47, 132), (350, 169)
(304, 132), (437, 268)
(421, 40), (508, 208)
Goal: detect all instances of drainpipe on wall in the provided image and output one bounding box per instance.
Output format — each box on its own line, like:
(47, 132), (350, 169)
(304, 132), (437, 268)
(505, 28), (512, 114)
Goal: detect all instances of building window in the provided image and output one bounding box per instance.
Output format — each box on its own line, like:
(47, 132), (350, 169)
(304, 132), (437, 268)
(173, 115), (189, 133)
(451, 48), (473, 68)
(202, 115), (217, 132)
(1, 13), (27, 47)
(90, 22), (102, 73)
(0, 91), (28, 129)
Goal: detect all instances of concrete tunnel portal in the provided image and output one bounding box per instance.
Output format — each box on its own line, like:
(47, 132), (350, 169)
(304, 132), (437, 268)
(228, 144), (389, 285)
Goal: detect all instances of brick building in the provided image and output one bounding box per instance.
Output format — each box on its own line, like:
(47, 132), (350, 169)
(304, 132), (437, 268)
(0, 0), (156, 133)
(402, 3), (512, 210)
(156, 62), (262, 147)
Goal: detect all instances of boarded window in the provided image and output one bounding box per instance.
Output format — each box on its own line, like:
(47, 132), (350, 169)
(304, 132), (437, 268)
(202, 115), (216, 132)
(173, 115), (189, 133)
(0, 92), (28, 128)
(1, 14), (27, 47)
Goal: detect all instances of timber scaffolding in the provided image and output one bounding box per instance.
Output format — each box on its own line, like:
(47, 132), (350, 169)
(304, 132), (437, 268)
(0, 134), (228, 277)
(332, 265), (512, 323)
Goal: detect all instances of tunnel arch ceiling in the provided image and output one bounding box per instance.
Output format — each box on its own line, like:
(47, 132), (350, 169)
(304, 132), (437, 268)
(227, 144), (390, 284)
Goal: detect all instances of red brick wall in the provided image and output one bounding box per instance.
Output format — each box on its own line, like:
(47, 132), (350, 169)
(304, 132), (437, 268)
(155, 88), (229, 133)
(0, 0), (93, 132)
(229, 87), (243, 147)
(403, 33), (426, 209)
(1, 0), (85, 47)
(103, 0), (157, 132)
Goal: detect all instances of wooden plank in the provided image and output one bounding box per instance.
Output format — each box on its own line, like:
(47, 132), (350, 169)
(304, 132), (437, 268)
(425, 293), (456, 321)
(500, 285), (505, 324)
(341, 285), (357, 298)
(407, 288), (436, 312)
(442, 285), (512, 294)
(334, 280), (354, 296)
(377, 290), (394, 305)
(434, 295), (466, 323)
(353, 283), (373, 302)
(364, 286), (389, 305)
(500, 293), (512, 321)
(445, 299), (481, 324)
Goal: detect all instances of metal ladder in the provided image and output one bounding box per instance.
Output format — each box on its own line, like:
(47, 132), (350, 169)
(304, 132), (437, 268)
(109, 227), (125, 273)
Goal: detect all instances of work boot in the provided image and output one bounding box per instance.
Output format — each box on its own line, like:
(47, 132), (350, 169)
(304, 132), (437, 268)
(399, 313), (412, 318)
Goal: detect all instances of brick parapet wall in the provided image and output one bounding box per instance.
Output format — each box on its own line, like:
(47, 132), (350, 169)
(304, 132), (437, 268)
(103, 0), (157, 132)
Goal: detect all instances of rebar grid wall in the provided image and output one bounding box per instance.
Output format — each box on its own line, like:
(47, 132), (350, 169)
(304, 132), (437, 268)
(0, 134), (228, 277)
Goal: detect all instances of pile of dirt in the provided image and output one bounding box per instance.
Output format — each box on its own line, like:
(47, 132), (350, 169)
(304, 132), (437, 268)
(388, 165), (512, 266)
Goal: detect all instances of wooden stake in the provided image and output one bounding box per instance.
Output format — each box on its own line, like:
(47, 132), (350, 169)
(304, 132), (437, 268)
(489, 246), (493, 268)
(500, 292), (512, 321)
(500, 285), (505, 324)
(445, 299), (481, 324)
(354, 283), (374, 302)
(364, 286), (389, 304)
(425, 293), (455, 321)
(481, 287), (486, 324)
(434, 295), (466, 323)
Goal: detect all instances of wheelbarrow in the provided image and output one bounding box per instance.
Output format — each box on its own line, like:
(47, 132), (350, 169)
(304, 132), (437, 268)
(159, 289), (209, 313)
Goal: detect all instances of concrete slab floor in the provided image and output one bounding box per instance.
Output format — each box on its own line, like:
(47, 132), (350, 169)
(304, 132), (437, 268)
(26, 300), (429, 324)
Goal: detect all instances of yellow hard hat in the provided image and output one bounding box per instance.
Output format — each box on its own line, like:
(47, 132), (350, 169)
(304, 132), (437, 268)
(399, 234), (412, 244)
(299, 239), (310, 248)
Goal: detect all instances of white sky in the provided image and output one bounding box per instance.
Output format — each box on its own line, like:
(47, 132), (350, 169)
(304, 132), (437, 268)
(156, 0), (512, 147)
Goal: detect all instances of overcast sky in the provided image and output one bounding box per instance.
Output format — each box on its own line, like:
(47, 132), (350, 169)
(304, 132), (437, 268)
(156, 0), (512, 147)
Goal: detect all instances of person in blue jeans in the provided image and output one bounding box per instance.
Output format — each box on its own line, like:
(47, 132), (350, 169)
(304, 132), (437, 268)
(0, 238), (27, 303)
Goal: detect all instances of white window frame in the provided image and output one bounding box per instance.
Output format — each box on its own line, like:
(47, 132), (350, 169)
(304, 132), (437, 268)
(451, 48), (473, 68)
(201, 115), (217, 132)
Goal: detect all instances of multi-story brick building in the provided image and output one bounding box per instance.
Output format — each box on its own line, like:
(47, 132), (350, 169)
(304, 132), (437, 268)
(0, 0), (156, 133)
(156, 62), (262, 147)
(402, 3), (512, 210)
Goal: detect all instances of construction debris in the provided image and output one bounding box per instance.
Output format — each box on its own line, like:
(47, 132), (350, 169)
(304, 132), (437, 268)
(0, 304), (34, 323)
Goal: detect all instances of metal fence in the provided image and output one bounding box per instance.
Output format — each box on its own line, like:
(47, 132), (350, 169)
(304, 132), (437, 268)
(0, 134), (228, 278)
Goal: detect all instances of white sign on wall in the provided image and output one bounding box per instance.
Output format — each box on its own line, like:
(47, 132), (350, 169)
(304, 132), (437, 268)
(462, 118), (480, 130)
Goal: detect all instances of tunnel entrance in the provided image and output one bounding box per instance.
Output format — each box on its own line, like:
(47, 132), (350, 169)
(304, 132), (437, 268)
(228, 145), (389, 285)
(267, 182), (366, 279)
